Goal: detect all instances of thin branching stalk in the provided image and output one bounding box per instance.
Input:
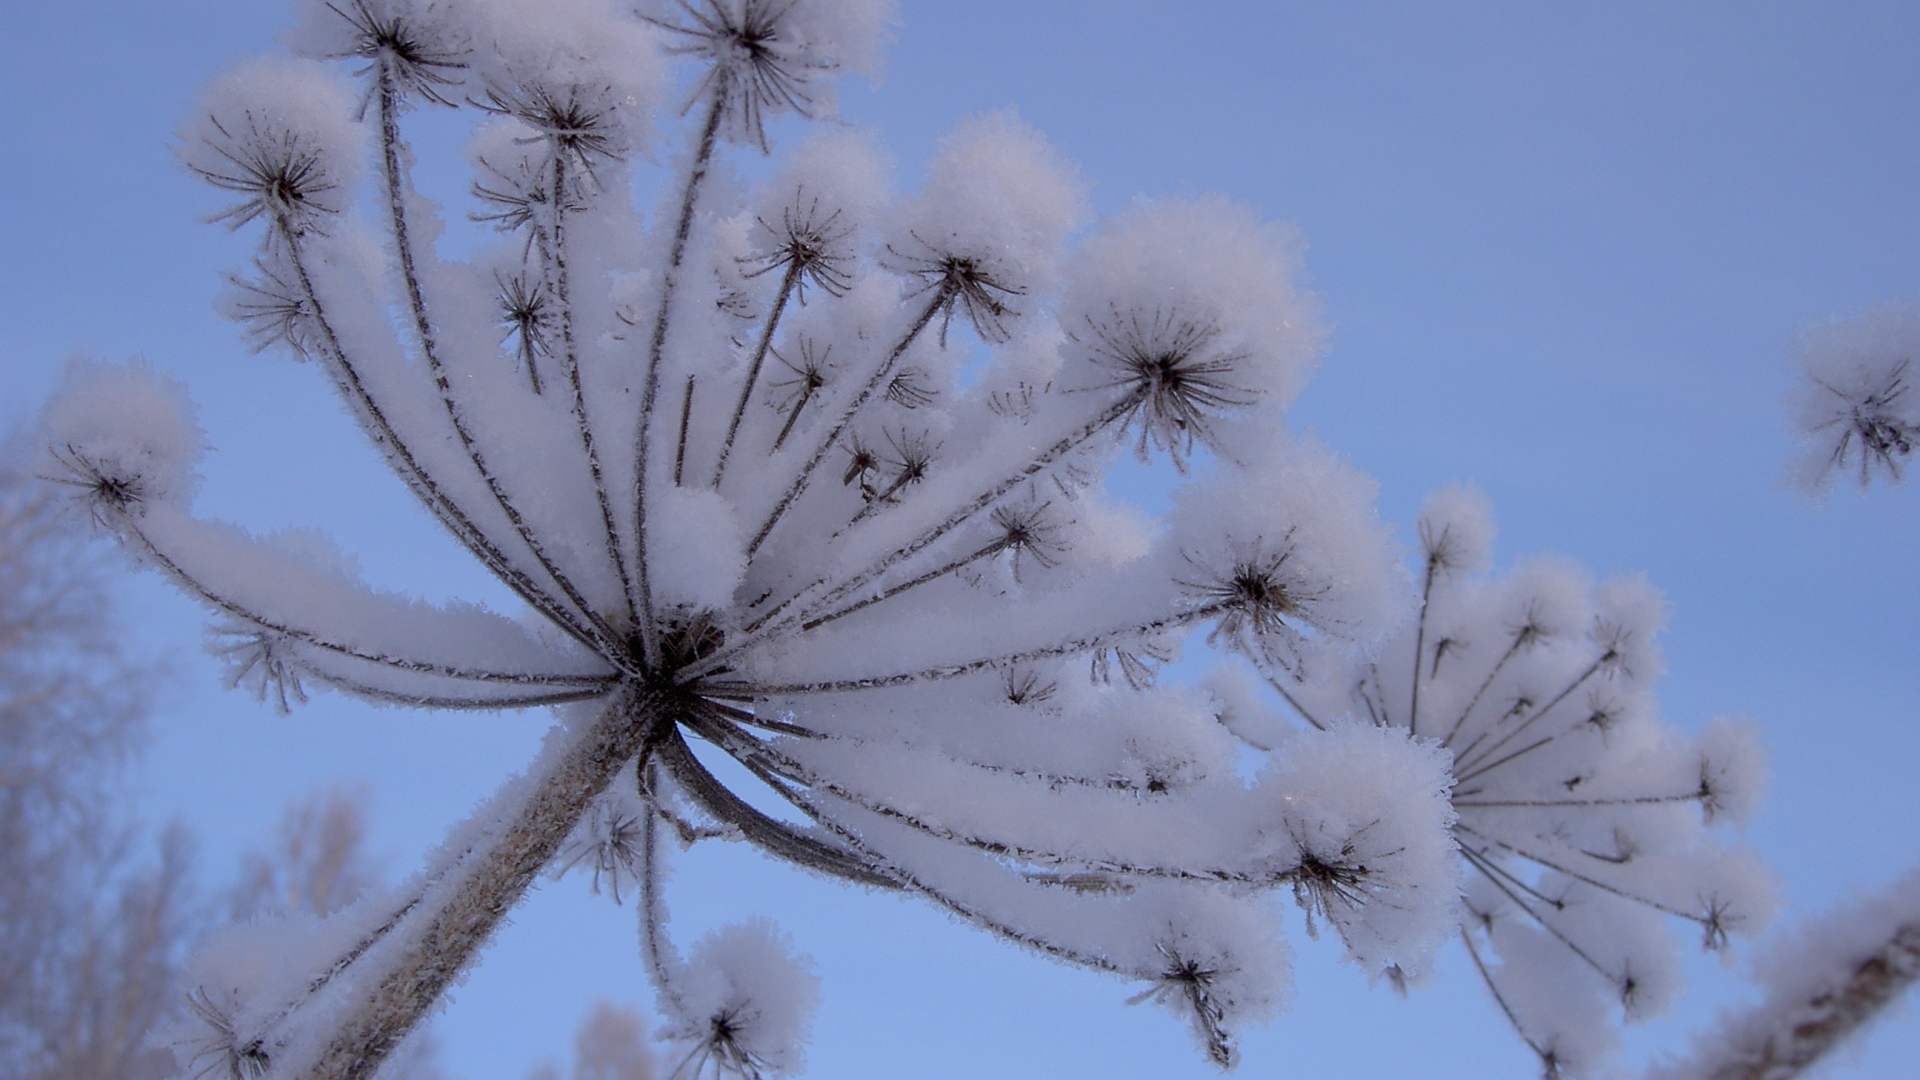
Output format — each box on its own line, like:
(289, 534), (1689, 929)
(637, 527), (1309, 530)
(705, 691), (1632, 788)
(745, 288), (952, 558)
(632, 84), (731, 667)
(273, 198), (613, 659)
(711, 259), (803, 487)
(373, 66), (630, 656)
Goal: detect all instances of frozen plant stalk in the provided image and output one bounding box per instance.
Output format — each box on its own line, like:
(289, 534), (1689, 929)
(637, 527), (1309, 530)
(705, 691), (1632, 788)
(41, 1), (1460, 1076)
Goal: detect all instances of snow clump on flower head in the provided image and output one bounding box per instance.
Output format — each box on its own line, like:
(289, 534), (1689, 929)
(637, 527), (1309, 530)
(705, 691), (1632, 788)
(178, 57), (363, 235)
(882, 111), (1087, 342)
(1062, 196), (1323, 446)
(664, 918), (821, 1079)
(41, 358), (207, 520)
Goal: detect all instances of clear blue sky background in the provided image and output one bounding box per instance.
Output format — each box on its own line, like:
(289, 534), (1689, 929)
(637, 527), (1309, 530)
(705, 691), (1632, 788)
(4, 2), (1918, 1078)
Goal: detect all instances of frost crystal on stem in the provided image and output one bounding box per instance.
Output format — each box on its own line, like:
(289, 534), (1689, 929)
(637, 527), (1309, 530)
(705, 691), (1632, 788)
(44, 2), (1464, 1076)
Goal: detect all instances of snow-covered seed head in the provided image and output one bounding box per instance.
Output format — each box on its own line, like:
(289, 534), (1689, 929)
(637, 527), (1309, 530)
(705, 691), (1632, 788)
(40, 359), (205, 522)
(1807, 358), (1916, 487)
(650, 0), (835, 151)
(667, 920), (820, 1079)
(1791, 302), (1920, 491)
(1091, 639), (1174, 690)
(1186, 540), (1326, 674)
(988, 501), (1067, 575)
(471, 145), (555, 237)
(1282, 827), (1372, 938)
(312, 0), (467, 107)
(495, 270), (554, 392)
(747, 190), (856, 299)
(886, 239), (1028, 345)
(879, 428), (934, 487)
(557, 797), (646, 903)
(184, 986), (271, 1080)
(46, 447), (150, 525)
(1077, 307), (1255, 469)
(1001, 667), (1058, 707)
(193, 115), (344, 235)
(221, 262), (318, 357)
(1135, 943), (1237, 1069)
(482, 81), (627, 175)
(1416, 484), (1495, 580)
(213, 625), (311, 715)
(882, 365), (936, 408)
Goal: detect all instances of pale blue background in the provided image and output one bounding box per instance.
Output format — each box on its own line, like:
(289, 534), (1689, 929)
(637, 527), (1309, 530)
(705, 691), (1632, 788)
(3, 2), (1917, 1077)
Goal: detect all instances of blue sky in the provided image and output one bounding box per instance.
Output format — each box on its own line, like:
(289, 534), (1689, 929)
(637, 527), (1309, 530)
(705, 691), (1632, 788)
(4, 2), (1918, 1077)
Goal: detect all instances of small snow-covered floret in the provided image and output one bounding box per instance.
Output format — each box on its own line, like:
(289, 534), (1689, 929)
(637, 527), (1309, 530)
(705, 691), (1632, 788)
(1077, 308), (1255, 469)
(1257, 722), (1459, 974)
(40, 359), (206, 522)
(747, 190), (857, 300)
(294, 0), (468, 107)
(1185, 538), (1323, 675)
(1134, 942), (1238, 1068)
(180, 59), (361, 236)
(470, 120), (558, 237)
(648, 0), (837, 151)
(495, 269), (556, 393)
(1693, 716), (1765, 826)
(1061, 196), (1321, 415)
(1790, 300), (1920, 491)
(1115, 888), (1289, 1069)
(557, 791), (646, 902)
(480, 79), (630, 177)
(766, 339), (832, 450)
(883, 112), (1086, 342)
(184, 987), (272, 1080)
(212, 623), (311, 714)
(663, 919), (820, 1080)
(219, 260), (319, 357)
(1417, 484), (1495, 579)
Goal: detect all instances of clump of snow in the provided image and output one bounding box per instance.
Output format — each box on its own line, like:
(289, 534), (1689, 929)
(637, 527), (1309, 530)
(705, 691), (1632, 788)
(40, 358), (207, 513)
(649, 484), (746, 610)
(666, 918), (821, 1078)
(1416, 483), (1495, 578)
(882, 111), (1087, 332)
(1256, 721), (1459, 975)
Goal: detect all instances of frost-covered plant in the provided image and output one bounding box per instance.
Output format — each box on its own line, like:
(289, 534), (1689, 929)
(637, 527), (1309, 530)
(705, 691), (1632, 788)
(38, 1), (1462, 1077)
(1788, 301), (1920, 492)
(1256, 487), (1772, 1078)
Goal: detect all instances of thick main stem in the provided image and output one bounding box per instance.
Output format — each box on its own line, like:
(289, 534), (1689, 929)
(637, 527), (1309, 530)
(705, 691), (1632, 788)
(1662, 925), (1920, 1080)
(295, 686), (654, 1080)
